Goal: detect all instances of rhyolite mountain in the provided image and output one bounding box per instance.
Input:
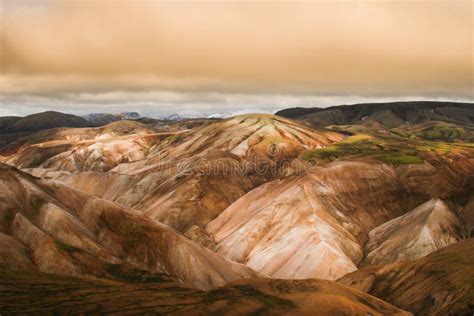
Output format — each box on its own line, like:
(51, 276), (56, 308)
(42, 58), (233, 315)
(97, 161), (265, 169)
(1, 114), (343, 236)
(207, 160), (472, 280)
(0, 103), (473, 314)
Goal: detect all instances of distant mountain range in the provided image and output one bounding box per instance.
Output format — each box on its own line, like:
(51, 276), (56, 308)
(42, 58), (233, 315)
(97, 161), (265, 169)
(82, 112), (140, 125)
(158, 110), (269, 120)
(160, 112), (236, 120)
(160, 113), (209, 120)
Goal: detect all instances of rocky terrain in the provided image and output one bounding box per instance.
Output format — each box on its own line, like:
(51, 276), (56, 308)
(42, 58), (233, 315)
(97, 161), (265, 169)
(0, 103), (473, 314)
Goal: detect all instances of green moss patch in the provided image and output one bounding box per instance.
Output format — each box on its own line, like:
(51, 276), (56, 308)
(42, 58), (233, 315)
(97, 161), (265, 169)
(302, 134), (424, 165)
(419, 126), (466, 142)
(165, 134), (182, 143)
(376, 155), (423, 165)
(304, 123), (474, 165)
(393, 122), (474, 143)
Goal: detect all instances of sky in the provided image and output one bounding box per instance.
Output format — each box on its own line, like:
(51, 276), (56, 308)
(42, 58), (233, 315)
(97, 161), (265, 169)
(0, 0), (472, 117)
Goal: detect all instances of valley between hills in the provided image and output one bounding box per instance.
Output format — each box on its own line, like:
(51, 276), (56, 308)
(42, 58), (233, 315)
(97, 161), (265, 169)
(0, 101), (473, 315)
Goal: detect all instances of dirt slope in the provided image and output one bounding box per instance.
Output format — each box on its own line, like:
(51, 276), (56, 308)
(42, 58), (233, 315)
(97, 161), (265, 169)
(0, 268), (410, 315)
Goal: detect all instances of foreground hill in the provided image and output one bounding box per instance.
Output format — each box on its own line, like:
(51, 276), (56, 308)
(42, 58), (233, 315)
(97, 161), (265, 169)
(0, 268), (409, 315)
(276, 101), (474, 129)
(339, 239), (474, 315)
(0, 163), (254, 290)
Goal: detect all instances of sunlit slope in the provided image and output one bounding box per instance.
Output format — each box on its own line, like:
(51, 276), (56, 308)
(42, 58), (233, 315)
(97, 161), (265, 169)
(0, 163), (255, 290)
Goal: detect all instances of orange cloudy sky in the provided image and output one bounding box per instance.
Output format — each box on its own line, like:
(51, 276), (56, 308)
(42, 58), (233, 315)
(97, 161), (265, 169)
(0, 0), (472, 116)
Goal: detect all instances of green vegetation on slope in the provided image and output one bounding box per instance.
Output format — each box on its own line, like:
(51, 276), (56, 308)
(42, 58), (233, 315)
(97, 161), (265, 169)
(165, 134), (182, 143)
(393, 122), (474, 143)
(302, 124), (473, 165)
(302, 133), (423, 165)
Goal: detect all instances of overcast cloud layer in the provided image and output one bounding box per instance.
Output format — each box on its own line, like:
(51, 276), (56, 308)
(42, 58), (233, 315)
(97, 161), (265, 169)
(0, 0), (472, 116)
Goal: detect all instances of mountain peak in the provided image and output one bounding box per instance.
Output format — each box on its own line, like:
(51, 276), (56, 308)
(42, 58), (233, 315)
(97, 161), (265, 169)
(363, 198), (463, 265)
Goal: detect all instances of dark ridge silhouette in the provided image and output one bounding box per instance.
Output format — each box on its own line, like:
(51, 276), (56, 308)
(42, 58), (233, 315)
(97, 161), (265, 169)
(275, 101), (474, 128)
(1, 111), (90, 134)
(0, 116), (21, 131)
